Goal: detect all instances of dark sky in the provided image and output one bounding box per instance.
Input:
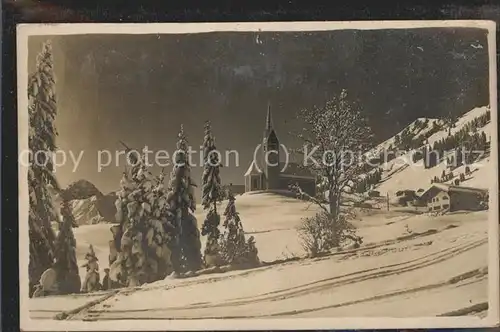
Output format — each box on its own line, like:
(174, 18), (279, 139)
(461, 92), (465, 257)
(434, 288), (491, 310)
(27, 28), (490, 197)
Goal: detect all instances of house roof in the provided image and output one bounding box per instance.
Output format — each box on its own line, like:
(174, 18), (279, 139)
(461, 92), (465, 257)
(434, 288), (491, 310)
(244, 160), (262, 176)
(419, 183), (488, 201)
(396, 189), (416, 196)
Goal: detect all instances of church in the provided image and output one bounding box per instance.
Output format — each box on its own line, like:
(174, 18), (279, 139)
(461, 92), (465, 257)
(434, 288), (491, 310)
(243, 105), (316, 196)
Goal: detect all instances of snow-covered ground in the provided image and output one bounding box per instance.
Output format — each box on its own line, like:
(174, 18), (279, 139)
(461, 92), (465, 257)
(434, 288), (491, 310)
(73, 192), (321, 279)
(74, 223), (114, 279)
(30, 192), (490, 320)
(28, 105), (494, 322)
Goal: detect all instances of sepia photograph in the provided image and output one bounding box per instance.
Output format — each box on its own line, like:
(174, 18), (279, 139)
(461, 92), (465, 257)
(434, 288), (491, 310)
(17, 21), (499, 330)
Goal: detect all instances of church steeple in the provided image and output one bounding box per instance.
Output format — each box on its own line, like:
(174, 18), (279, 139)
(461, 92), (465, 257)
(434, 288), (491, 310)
(263, 102), (279, 150)
(262, 102), (280, 190)
(266, 102), (273, 131)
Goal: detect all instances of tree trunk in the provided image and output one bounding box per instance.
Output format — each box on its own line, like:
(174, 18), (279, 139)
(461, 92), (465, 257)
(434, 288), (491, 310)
(170, 235), (183, 273)
(329, 192), (338, 220)
(329, 191), (339, 247)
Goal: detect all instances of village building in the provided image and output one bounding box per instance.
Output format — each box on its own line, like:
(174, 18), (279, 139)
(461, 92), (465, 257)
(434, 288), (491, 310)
(419, 183), (488, 212)
(395, 189), (418, 206)
(243, 105), (316, 196)
(227, 183), (245, 195)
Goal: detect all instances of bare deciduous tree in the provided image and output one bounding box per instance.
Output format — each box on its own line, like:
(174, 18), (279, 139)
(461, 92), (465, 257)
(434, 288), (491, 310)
(292, 89), (372, 248)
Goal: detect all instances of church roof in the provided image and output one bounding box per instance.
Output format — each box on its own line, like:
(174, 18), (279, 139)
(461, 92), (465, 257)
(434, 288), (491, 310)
(279, 162), (315, 179)
(244, 160), (262, 176)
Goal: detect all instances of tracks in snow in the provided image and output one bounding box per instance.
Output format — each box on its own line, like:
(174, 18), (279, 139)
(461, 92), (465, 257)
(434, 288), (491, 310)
(73, 237), (487, 319)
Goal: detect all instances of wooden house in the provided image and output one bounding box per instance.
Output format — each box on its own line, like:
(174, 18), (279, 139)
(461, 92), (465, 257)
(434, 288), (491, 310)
(419, 183), (488, 212)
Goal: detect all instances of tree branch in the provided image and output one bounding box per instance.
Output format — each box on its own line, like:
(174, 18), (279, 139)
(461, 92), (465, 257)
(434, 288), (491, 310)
(291, 184), (330, 215)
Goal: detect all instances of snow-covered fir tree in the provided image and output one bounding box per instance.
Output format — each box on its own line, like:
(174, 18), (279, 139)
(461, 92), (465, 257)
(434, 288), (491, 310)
(27, 40), (60, 296)
(81, 244), (101, 292)
(219, 190), (259, 266)
(444, 110), (457, 136)
(52, 198), (81, 294)
(166, 125), (202, 273)
(200, 121), (224, 267)
(112, 144), (174, 287)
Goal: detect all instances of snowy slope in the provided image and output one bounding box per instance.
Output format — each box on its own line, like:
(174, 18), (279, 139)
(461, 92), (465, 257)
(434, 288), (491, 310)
(368, 106), (492, 195)
(87, 217), (488, 320)
(426, 106), (491, 146)
(373, 106), (489, 154)
(70, 193), (324, 274)
(369, 117), (443, 159)
(376, 155), (493, 196)
(30, 203), (489, 320)
(198, 193), (323, 261)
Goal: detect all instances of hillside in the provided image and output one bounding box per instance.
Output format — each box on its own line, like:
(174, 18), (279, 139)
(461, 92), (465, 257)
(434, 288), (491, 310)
(366, 106), (492, 196)
(426, 106), (491, 145)
(368, 117), (443, 160)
